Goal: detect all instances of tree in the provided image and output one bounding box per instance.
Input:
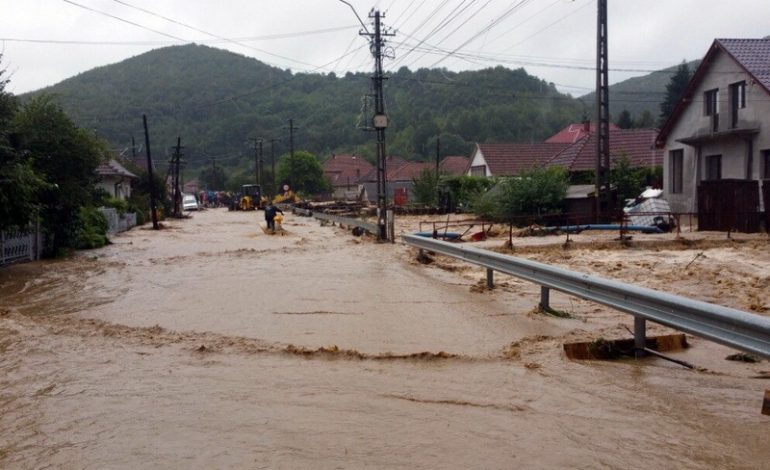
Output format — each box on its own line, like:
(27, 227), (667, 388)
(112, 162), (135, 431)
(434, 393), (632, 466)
(198, 164), (227, 190)
(276, 150), (328, 195)
(474, 166), (568, 247)
(635, 110), (655, 128)
(0, 61), (48, 231)
(659, 61), (692, 126)
(616, 109), (634, 129)
(610, 153), (644, 203)
(12, 96), (107, 253)
(411, 168), (440, 206)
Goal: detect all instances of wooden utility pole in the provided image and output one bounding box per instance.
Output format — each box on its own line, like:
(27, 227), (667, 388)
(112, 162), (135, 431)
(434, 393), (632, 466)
(284, 119), (298, 191)
(269, 138), (280, 198)
(249, 137), (263, 187)
(142, 114), (159, 230)
(172, 137), (183, 217)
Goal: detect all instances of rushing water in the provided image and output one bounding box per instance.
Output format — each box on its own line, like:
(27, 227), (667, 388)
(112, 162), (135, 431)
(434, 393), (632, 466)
(1, 209), (767, 469)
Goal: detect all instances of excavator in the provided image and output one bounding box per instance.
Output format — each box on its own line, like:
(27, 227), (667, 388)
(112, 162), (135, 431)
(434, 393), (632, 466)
(237, 184), (266, 211)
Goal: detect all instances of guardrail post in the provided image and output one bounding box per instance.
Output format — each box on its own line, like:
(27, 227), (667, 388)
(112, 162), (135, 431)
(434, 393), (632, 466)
(634, 316), (647, 358)
(486, 268), (494, 289)
(540, 286), (550, 310)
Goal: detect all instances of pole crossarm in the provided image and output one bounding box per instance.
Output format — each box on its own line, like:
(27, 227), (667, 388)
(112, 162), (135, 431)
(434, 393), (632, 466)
(402, 234), (770, 360)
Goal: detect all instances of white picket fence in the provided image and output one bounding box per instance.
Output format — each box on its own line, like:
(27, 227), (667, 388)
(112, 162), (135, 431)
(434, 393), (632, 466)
(0, 228), (41, 266)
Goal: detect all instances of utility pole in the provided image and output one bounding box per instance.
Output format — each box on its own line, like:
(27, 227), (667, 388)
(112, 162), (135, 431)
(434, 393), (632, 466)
(142, 114), (159, 230)
(361, 9), (394, 241)
(595, 0), (610, 223)
(284, 119), (298, 191)
(435, 136), (440, 177)
(131, 135), (137, 161)
(209, 157), (219, 190)
(249, 137), (263, 187)
(172, 137), (183, 217)
(269, 138), (280, 198)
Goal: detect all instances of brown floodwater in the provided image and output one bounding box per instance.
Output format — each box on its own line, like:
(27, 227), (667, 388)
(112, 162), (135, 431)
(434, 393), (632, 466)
(1, 209), (768, 469)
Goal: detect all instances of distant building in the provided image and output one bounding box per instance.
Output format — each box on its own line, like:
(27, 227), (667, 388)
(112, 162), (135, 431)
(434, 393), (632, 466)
(322, 154), (375, 200)
(467, 122), (662, 178)
(95, 159), (137, 200)
(656, 38), (770, 224)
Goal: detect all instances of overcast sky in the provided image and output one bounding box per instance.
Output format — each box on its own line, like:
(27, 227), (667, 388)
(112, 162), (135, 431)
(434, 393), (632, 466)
(1, 0), (769, 96)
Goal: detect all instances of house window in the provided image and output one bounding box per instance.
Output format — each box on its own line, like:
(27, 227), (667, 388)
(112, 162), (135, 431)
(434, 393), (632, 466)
(470, 165), (486, 177)
(670, 149), (683, 193)
(729, 81), (746, 128)
(704, 88), (719, 131)
(763, 150), (770, 179)
(705, 154), (722, 180)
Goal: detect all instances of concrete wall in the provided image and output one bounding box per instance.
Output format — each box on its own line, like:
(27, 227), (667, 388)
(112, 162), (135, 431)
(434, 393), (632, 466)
(97, 176), (133, 200)
(664, 49), (770, 213)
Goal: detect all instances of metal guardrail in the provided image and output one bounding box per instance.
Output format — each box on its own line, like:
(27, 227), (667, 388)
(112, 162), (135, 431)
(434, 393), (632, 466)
(313, 212), (379, 234)
(402, 233), (770, 360)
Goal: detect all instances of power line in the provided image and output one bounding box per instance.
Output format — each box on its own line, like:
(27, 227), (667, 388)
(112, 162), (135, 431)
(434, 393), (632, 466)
(109, 0), (323, 70)
(0, 25), (359, 47)
(61, 0), (189, 42)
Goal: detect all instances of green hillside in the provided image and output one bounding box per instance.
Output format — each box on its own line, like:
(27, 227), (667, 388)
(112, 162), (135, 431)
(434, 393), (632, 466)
(25, 44), (583, 174)
(580, 60), (700, 123)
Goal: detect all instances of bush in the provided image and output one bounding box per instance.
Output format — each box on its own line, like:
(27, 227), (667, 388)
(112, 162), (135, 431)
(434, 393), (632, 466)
(73, 207), (108, 249)
(103, 196), (129, 215)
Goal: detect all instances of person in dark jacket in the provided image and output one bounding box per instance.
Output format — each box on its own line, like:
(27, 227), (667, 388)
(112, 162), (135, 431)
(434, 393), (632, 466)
(264, 204), (283, 232)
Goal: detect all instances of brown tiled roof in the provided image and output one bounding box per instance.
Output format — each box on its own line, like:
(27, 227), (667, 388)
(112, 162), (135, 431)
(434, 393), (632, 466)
(95, 159), (137, 179)
(362, 156), (408, 182)
(388, 161), (433, 181)
(545, 122), (619, 144)
(322, 154), (374, 187)
(439, 156), (470, 175)
(478, 143), (570, 176)
(548, 129), (662, 171)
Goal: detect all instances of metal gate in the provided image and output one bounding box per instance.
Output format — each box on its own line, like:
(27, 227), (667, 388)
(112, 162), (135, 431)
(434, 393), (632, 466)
(698, 179), (761, 232)
(762, 179), (770, 233)
(1, 230), (34, 266)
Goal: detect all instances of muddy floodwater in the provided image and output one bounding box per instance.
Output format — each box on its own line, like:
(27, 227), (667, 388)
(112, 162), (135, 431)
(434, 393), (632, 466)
(1, 209), (769, 469)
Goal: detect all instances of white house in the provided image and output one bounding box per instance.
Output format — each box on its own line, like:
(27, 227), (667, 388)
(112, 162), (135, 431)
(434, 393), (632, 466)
(95, 159), (137, 200)
(657, 38), (770, 216)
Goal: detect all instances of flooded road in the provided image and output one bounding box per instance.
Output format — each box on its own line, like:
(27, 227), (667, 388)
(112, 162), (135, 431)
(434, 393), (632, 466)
(1, 209), (768, 469)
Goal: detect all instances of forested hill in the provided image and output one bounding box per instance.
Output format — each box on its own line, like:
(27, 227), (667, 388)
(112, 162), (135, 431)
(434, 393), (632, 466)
(26, 44), (584, 171)
(580, 60), (701, 123)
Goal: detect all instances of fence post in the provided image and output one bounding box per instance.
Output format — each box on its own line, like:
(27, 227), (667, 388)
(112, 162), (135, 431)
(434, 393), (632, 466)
(540, 286), (550, 310)
(634, 316), (647, 358)
(1, 230), (5, 265)
(486, 268), (494, 289)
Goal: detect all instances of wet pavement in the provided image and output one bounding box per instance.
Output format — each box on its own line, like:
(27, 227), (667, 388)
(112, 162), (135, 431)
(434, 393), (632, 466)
(1, 209), (768, 469)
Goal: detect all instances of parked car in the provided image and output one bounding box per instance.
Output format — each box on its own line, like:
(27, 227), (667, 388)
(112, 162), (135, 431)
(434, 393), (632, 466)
(182, 194), (199, 211)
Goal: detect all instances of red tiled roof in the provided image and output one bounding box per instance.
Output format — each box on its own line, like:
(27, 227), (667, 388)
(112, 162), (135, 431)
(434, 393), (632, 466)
(547, 128), (663, 171)
(478, 143), (570, 176)
(322, 154), (375, 187)
(439, 156), (470, 175)
(545, 122), (619, 144)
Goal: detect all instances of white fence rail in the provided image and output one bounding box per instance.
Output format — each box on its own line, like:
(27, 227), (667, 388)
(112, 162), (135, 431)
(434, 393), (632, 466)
(1, 228), (41, 266)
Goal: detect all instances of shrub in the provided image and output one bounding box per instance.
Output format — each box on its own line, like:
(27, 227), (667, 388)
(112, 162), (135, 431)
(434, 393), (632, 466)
(73, 207), (108, 249)
(103, 196), (129, 215)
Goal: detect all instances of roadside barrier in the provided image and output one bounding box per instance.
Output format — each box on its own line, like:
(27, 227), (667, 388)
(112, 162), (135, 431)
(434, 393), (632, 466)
(402, 233), (770, 360)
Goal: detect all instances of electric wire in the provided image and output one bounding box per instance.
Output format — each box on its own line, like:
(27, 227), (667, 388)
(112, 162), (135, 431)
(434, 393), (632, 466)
(61, 0), (189, 42)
